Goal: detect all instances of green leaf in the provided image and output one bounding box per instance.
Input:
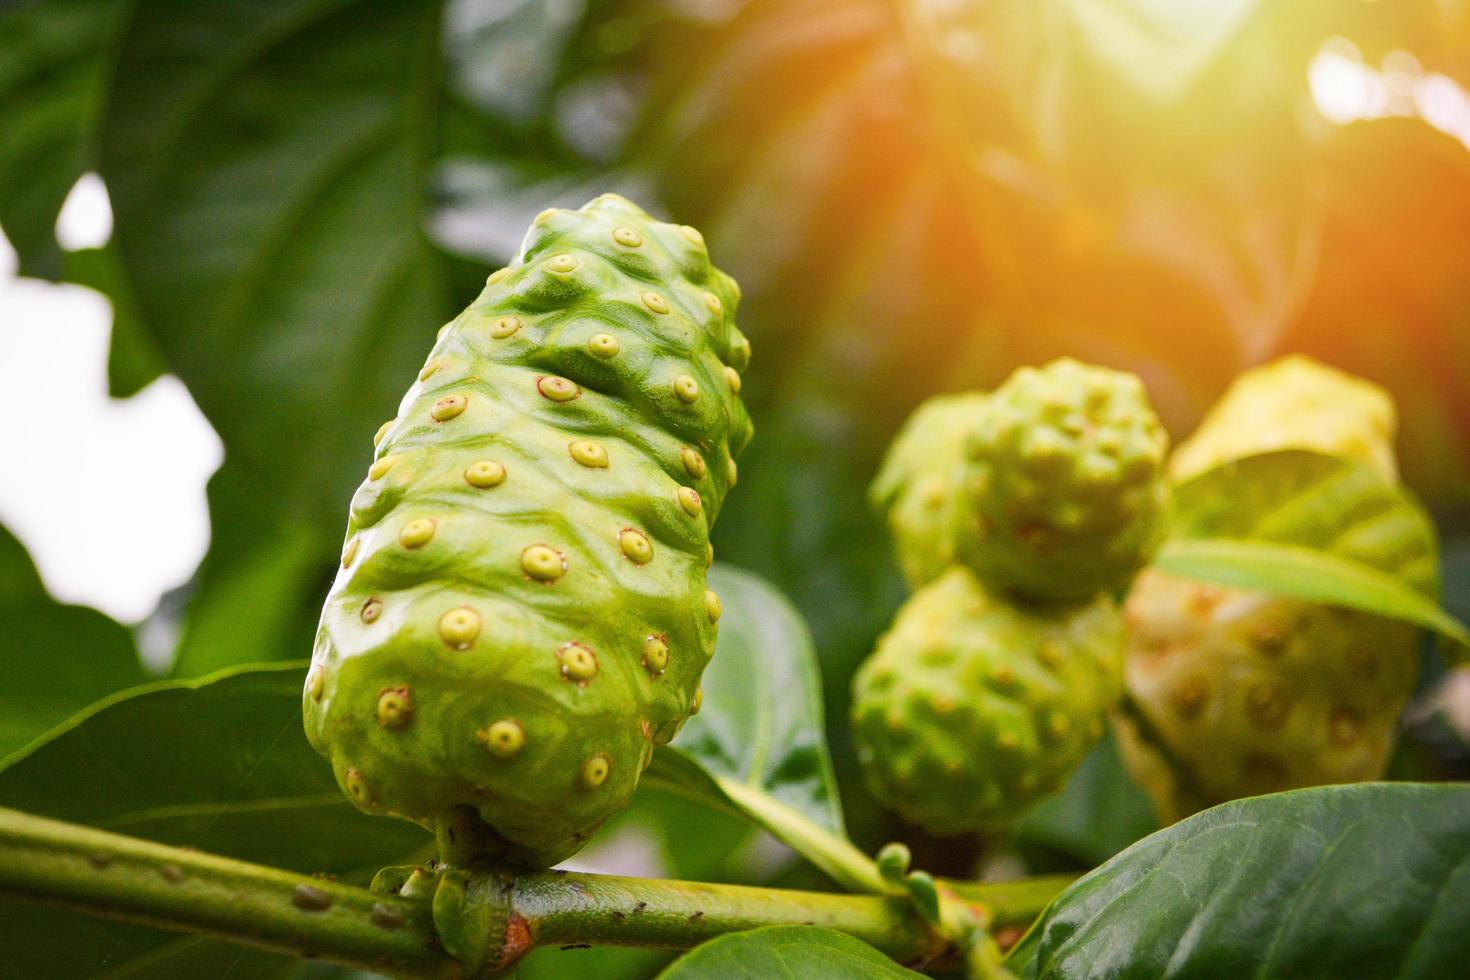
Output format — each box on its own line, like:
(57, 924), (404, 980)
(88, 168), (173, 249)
(646, 565), (882, 892)
(1155, 539), (1470, 655)
(1016, 733), (1157, 868)
(169, 463), (328, 678)
(657, 925), (923, 979)
(0, 0), (126, 278)
(1008, 783), (1470, 979)
(0, 523), (147, 761)
(1160, 449), (1469, 655)
(0, 661), (428, 977)
(61, 243), (167, 398)
(661, 564), (844, 832)
(99, 0), (454, 525)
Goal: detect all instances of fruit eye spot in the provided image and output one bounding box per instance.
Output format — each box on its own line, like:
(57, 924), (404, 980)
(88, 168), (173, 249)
(521, 544), (567, 582)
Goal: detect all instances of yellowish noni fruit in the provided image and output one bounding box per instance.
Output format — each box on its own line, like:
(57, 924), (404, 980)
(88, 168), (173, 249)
(1115, 570), (1419, 824)
(1169, 355), (1398, 483)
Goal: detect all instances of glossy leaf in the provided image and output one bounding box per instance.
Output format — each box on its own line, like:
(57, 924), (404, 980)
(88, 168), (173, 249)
(0, 524), (146, 761)
(0, 662), (429, 978)
(0, 0), (126, 278)
(645, 565), (878, 890)
(1008, 783), (1470, 979)
(658, 925), (923, 979)
(655, 564), (844, 833)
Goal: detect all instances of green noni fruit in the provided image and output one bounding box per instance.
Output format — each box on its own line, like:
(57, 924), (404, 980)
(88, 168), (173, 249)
(957, 359), (1170, 602)
(851, 566), (1123, 834)
(1115, 570), (1419, 825)
(870, 393), (990, 589)
(303, 195), (752, 868)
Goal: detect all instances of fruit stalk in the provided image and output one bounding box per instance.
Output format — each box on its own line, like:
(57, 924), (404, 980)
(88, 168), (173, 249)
(0, 807), (1069, 976)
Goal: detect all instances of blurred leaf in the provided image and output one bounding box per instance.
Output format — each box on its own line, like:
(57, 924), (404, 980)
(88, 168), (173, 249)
(1156, 449), (1469, 654)
(1169, 451), (1440, 595)
(0, 523), (146, 761)
(1061, 0), (1260, 101)
(1008, 783), (1470, 978)
(61, 243), (167, 398)
(169, 463), (328, 678)
(1284, 119), (1470, 507)
(902, 0), (1327, 428)
(658, 925), (923, 979)
(1016, 733), (1156, 868)
(0, 0), (126, 278)
(1156, 539), (1470, 656)
(100, 0), (455, 527)
(0, 661), (429, 978)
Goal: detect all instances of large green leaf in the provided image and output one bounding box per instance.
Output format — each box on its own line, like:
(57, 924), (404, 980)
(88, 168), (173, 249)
(168, 462), (329, 678)
(658, 925), (923, 979)
(61, 243), (167, 398)
(646, 564), (879, 891)
(100, 0), (454, 526)
(656, 564), (844, 832)
(1016, 734), (1157, 869)
(1158, 450), (1469, 654)
(0, 662), (428, 978)
(0, 524), (147, 761)
(0, 0), (127, 278)
(1008, 783), (1470, 979)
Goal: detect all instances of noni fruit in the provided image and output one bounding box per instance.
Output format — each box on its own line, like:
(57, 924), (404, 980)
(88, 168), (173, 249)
(1169, 355), (1397, 483)
(1119, 357), (1419, 823)
(851, 566), (1124, 834)
(870, 393), (990, 589)
(304, 194), (752, 868)
(957, 359), (1170, 601)
(1115, 569), (1419, 824)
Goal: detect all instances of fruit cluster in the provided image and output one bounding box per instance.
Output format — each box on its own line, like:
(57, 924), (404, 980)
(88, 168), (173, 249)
(855, 359), (1169, 833)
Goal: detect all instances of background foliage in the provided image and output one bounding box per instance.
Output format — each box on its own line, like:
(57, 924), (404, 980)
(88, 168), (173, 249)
(4, 1), (1470, 975)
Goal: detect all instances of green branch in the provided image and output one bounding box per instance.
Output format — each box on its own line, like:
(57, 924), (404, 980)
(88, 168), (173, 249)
(0, 807), (1071, 976)
(0, 807), (448, 977)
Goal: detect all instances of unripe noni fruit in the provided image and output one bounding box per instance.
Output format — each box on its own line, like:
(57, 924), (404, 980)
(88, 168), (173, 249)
(958, 359), (1170, 601)
(304, 194), (752, 867)
(1115, 570), (1419, 824)
(869, 393), (990, 589)
(851, 566), (1124, 834)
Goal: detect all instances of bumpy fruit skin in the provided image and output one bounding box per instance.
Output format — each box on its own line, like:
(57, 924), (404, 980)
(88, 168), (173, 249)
(1169, 355), (1397, 484)
(1115, 570), (1419, 824)
(851, 567), (1124, 834)
(303, 195), (752, 867)
(958, 359), (1170, 601)
(869, 393), (990, 589)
